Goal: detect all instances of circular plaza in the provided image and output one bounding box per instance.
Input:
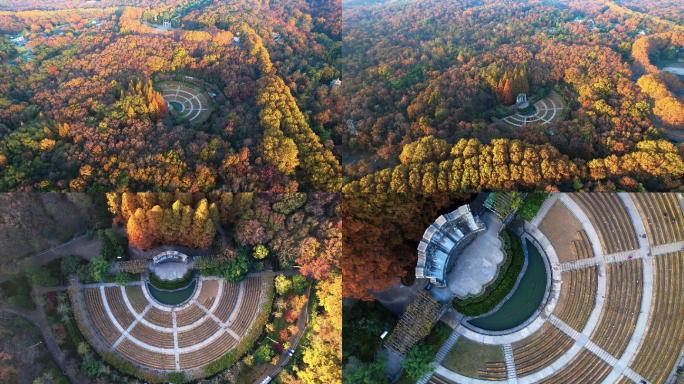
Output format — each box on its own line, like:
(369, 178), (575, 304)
(157, 80), (212, 125)
(501, 92), (565, 128)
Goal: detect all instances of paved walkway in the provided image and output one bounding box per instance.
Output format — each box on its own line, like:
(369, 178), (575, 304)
(436, 193), (684, 384)
(255, 286), (312, 384)
(447, 211), (505, 298)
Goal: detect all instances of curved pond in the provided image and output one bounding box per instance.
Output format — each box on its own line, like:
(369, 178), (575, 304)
(467, 239), (548, 331)
(147, 279), (197, 306)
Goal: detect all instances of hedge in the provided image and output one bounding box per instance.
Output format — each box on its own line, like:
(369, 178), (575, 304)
(453, 230), (524, 316)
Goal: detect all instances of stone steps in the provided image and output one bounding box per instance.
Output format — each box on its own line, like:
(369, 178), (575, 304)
(503, 343), (517, 382)
(416, 330), (461, 384)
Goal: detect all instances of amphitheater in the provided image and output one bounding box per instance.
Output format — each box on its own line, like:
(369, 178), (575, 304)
(157, 80), (212, 125)
(428, 193), (684, 384)
(71, 274), (271, 377)
(501, 92), (564, 128)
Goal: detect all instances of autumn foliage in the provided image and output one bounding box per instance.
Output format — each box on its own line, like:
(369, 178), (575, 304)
(110, 192), (219, 250)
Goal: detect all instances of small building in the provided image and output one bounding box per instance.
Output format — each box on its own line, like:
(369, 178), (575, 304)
(516, 93), (529, 110)
(330, 78), (342, 88)
(346, 119), (358, 136)
(415, 205), (485, 287)
(233, 36), (241, 44)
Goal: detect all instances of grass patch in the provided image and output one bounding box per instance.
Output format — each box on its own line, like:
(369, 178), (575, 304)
(0, 275), (36, 309)
(453, 230), (524, 316)
(518, 192), (548, 221)
(441, 338), (503, 377)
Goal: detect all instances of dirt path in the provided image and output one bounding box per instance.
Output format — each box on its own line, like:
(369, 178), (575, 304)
(0, 286), (89, 383)
(0, 233), (102, 284)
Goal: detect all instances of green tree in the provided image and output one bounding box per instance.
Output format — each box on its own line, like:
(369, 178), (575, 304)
(100, 229), (126, 260)
(60, 255), (82, 277)
(221, 251), (250, 283)
(81, 356), (103, 378)
(402, 344), (434, 380)
(114, 272), (133, 286)
(254, 343), (275, 363)
(345, 360), (388, 384)
(25, 266), (58, 287)
(89, 256), (111, 282)
(291, 274), (309, 294)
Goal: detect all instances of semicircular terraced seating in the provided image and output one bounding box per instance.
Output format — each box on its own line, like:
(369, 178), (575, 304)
(633, 193), (684, 246)
(78, 275), (268, 375)
(435, 193), (684, 384)
(512, 323), (575, 376)
(630, 252), (684, 384)
(537, 350), (611, 383)
(158, 81), (211, 124)
(477, 361), (507, 381)
(553, 267), (597, 331)
(590, 259), (642, 357)
(570, 194), (639, 254)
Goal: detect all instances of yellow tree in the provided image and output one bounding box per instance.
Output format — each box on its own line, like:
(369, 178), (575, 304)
(297, 274), (342, 384)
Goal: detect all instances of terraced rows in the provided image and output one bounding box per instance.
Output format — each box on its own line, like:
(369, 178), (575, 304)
(79, 276), (267, 373)
(631, 252), (684, 383)
(537, 350), (611, 383)
(633, 193), (684, 246)
(553, 267), (598, 331)
(513, 323), (575, 376)
(477, 362), (506, 381)
(590, 260), (642, 357)
(572, 230), (594, 259)
(571, 193), (639, 254)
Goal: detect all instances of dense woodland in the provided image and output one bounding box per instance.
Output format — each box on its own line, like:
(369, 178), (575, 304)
(0, 0), (341, 191)
(339, 0), (684, 192)
(1, 0), (682, 192)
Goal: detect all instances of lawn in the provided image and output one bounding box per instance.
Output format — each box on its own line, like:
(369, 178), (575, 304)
(441, 338), (504, 378)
